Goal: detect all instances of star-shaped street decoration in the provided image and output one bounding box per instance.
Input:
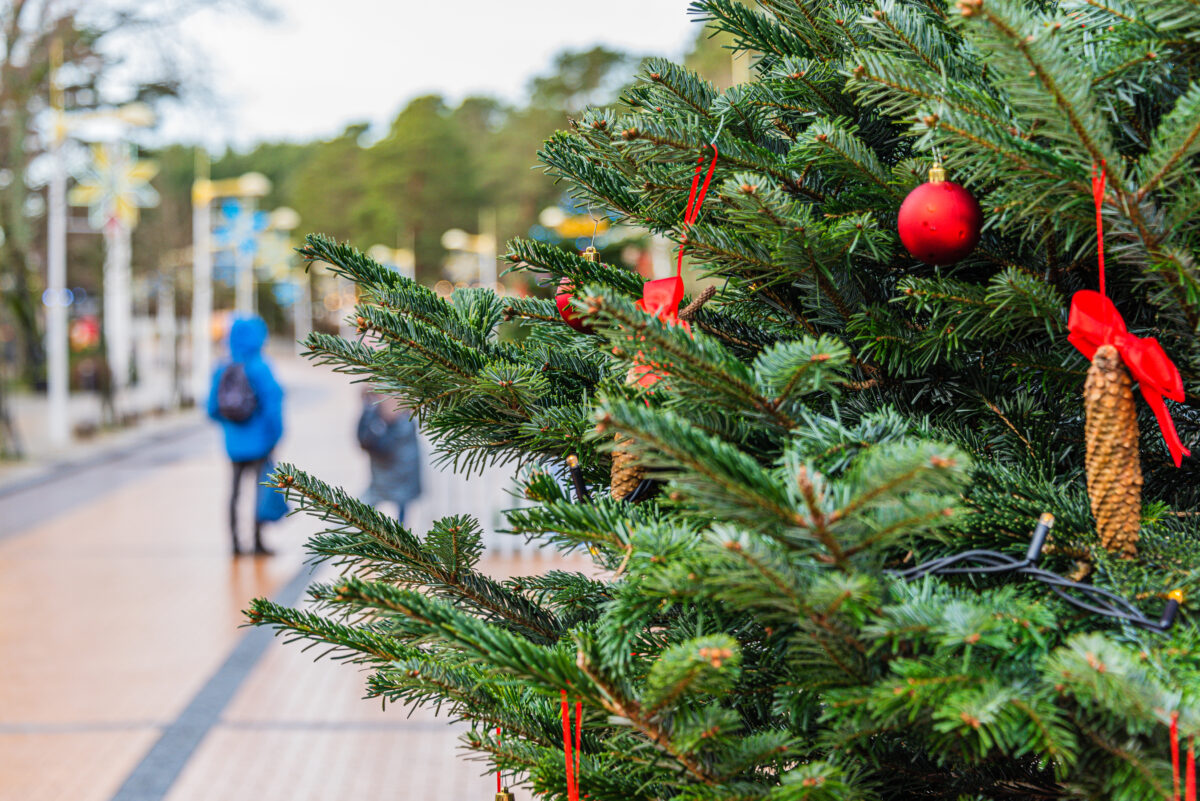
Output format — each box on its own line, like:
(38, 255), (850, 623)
(68, 142), (159, 231)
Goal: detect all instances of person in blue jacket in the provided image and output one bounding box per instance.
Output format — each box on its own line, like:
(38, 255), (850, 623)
(207, 316), (284, 556)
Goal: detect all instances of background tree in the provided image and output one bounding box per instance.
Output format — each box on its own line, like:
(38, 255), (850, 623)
(0, 0), (264, 386)
(287, 125), (369, 245)
(0, 2), (107, 385)
(361, 95), (478, 282)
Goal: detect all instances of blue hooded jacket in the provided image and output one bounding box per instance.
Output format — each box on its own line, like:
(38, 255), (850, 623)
(207, 317), (284, 462)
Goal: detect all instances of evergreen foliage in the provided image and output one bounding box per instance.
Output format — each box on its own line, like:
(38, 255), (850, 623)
(250, 2), (1200, 798)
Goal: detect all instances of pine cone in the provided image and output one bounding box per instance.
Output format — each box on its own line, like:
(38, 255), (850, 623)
(610, 433), (643, 500)
(1084, 344), (1143, 557)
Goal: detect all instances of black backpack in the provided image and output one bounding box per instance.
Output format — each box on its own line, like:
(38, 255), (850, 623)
(216, 363), (258, 423)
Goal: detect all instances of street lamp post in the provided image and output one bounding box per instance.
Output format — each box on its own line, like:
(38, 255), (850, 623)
(155, 248), (189, 408)
(45, 43), (154, 444)
(191, 154), (213, 404)
(237, 237), (255, 314)
(292, 269), (312, 356)
(103, 215), (132, 398)
(46, 39), (68, 446)
(479, 208), (497, 289)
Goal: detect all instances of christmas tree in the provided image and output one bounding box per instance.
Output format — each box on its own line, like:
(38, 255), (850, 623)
(249, 1), (1200, 798)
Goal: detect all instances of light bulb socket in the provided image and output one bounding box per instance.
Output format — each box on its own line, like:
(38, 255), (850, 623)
(1160, 598), (1182, 630)
(1025, 512), (1054, 563)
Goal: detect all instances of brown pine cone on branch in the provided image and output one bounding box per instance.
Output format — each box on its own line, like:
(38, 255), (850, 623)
(610, 433), (643, 500)
(1083, 344), (1143, 557)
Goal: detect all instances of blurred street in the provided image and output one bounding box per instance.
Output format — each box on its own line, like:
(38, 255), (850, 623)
(0, 346), (555, 801)
(0, 6), (695, 798)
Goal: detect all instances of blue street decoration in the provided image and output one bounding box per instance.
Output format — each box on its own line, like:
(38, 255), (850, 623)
(214, 200), (269, 257)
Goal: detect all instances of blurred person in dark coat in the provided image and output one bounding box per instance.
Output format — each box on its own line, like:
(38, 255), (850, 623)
(207, 316), (284, 556)
(357, 391), (421, 522)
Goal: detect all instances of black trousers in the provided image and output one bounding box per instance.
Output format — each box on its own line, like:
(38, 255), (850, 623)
(230, 457), (267, 552)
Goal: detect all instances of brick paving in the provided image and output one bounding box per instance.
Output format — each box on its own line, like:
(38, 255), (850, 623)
(0, 350), (567, 801)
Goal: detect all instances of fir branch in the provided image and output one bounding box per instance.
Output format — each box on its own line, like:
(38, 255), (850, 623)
(971, 0), (1114, 167)
(576, 646), (720, 786)
(246, 599), (421, 664)
(274, 466), (562, 642)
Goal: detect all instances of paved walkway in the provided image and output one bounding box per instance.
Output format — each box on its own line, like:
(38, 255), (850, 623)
(0, 350), (566, 801)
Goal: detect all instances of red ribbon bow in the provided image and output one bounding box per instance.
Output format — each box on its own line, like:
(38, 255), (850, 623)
(1068, 290), (1190, 467)
(631, 276), (689, 388)
(637, 275), (687, 326)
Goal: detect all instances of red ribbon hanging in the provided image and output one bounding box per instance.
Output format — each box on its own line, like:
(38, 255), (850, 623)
(631, 276), (689, 388)
(497, 726), (503, 794)
(575, 699), (583, 798)
(561, 690), (581, 801)
(675, 145), (721, 277)
(1067, 164), (1190, 467)
(631, 144), (719, 389)
(1093, 164), (1107, 298)
(1174, 713), (1182, 801)
(1189, 736), (1196, 801)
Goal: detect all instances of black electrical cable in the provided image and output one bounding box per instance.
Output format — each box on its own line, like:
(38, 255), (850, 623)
(888, 513), (1183, 633)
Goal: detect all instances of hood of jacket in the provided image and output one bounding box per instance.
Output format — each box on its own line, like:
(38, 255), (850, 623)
(229, 316), (267, 361)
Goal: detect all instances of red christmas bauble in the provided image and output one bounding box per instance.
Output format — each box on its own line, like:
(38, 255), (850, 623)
(897, 178), (982, 265)
(556, 278), (592, 332)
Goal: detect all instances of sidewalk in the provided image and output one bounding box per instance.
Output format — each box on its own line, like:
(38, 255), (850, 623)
(0, 347), (572, 801)
(0, 395), (206, 496)
(1, 338), (194, 489)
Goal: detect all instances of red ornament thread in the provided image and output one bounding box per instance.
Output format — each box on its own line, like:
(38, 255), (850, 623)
(575, 699), (582, 777)
(1168, 712), (1195, 801)
(497, 726), (503, 794)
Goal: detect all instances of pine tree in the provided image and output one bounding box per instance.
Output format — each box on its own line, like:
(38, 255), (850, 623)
(249, 1), (1200, 798)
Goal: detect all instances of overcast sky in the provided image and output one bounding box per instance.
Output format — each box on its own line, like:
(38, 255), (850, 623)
(158, 1), (700, 149)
